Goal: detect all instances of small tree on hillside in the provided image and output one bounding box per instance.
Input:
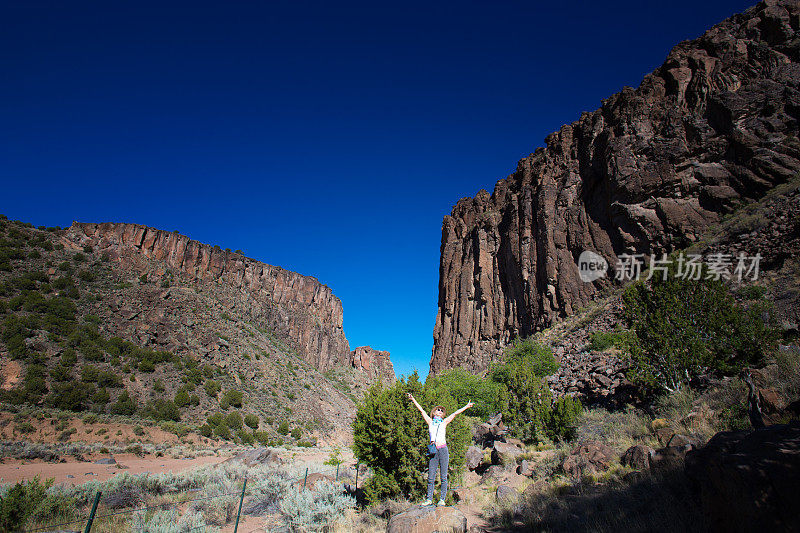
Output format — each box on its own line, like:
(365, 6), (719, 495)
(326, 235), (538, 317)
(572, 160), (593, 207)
(490, 338), (558, 443)
(623, 261), (778, 392)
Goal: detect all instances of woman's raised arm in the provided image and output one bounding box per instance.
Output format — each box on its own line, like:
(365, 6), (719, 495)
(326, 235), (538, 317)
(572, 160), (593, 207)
(407, 393), (432, 424)
(444, 400), (474, 425)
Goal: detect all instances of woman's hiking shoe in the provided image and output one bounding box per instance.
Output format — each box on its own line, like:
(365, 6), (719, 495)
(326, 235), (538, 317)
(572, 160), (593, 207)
(420, 499), (433, 506)
(437, 499), (446, 506)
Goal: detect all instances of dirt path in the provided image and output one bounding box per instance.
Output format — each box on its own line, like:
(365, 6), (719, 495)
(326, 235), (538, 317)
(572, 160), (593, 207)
(0, 452), (230, 485)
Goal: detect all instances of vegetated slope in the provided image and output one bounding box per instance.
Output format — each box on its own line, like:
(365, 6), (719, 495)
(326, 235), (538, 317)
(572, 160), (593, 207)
(0, 216), (392, 443)
(432, 0), (800, 375)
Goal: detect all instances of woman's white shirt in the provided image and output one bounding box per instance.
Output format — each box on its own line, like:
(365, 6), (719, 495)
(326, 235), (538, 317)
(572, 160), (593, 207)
(428, 417), (447, 446)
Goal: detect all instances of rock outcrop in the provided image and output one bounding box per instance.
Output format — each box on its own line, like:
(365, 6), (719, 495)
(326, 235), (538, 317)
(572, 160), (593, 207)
(431, 0), (800, 374)
(349, 345), (395, 383)
(387, 505), (467, 533)
(685, 423), (800, 532)
(66, 221), (376, 373)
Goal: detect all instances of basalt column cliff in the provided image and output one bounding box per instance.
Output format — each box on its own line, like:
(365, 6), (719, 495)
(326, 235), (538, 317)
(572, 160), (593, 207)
(432, 1), (800, 374)
(67, 222), (394, 381)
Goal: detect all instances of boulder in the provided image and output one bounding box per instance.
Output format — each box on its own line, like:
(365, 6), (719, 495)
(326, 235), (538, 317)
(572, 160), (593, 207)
(620, 444), (653, 471)
(562, 440), (616, 480)
(491, 441), (523, 467)
(387, 505), (467, 533)
(465, 446), (484, 471)
(224, 447), (281, 467)
(495, 485), (517, 503)
(649, 445), (693, 474)
(505, 437), (525, 448)
(516, 459), (534, 477)
(685, 423), (800, 532)
(94, 456), (116, 465)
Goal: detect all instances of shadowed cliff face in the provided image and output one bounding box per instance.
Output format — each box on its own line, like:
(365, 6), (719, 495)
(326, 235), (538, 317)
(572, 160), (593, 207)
(432, 0), (800, 375)
(67, 221), (352, 372)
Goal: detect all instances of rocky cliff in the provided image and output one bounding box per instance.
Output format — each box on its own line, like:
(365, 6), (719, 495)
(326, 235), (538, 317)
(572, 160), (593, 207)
(350, 346), (395, 383)
(66, 221), (386, 376)
(432, 0), (800, 374)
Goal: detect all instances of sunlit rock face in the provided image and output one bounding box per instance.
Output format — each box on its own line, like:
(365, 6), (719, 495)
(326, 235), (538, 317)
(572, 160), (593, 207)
(432, 0), (800, 375)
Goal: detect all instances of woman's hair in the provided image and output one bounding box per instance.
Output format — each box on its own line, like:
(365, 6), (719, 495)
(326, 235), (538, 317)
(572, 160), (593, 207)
(430, 406), (446, 418)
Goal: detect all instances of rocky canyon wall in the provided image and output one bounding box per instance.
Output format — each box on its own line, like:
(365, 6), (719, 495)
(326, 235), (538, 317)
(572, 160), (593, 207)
(66, 221), (392, 377)
(432, 0), (800, 374)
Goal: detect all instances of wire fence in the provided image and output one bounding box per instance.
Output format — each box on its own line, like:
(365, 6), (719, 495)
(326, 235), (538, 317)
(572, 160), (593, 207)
(24, 461), (364, 533)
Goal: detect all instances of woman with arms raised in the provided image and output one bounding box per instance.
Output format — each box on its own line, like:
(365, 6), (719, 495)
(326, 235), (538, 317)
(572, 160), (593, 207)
(407, 393), (473, 506)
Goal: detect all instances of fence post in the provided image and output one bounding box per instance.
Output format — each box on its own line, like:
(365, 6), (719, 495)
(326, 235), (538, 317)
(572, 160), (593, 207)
(302, 467), (308, 491)
(83, 491), (102, 533)
(233, 476), (247, 533)
(336, 463), (339, 481)
(354, 461), (360, 491)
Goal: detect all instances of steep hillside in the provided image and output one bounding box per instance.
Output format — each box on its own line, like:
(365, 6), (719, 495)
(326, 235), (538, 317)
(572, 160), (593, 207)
(0, 217), (393, 444)
(432, 0), (800, 375)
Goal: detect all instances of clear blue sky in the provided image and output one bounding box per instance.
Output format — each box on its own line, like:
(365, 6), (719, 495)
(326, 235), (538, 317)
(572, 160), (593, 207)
(1, 0), (753, 379)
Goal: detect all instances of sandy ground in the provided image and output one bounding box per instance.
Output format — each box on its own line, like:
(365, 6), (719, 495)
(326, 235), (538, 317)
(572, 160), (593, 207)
(0, 452), (230, 485)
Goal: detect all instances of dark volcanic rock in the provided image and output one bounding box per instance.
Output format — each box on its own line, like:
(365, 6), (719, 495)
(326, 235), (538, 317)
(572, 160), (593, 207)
(685, 423), (800, 532)
(431, 0), (800, 375)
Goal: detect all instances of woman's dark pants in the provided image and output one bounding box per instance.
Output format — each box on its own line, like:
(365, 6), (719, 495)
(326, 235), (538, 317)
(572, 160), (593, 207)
(427, 445), (449, 501)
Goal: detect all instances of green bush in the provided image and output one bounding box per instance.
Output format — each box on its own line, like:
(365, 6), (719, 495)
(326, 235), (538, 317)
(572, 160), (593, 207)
(623, 261), (779, 392)
(236, 428), (254, 445)
(207, 412), (224, 427)
(142, 399), (181, 422)
(291, 427), (302, 439)
(489, 338), (558, 443)
(204, 379), (221, 397)
(244, 413), (259, 429)
(174, 389), (190, 408)
(213, 422), (231, 440)
(133, 425), (145, 436)
(110, 390), (137, 416)
(547, 396), (583, 441)
(277, 421), (290, 435)
(0, 476), (76, 530)
(225, 411), (243, 430)
(220, 389), (243, 409)
(589, 329), (635, 352)
(423, 367), (503, 420)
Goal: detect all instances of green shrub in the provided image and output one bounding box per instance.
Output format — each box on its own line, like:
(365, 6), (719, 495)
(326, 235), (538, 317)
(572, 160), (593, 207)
(423, 367), (503, 420)
(174, 389), (190, 408)
(623, 261), (779, 392)
(547, 396), (583, 441)
(277, 421), (290, 435)
(225, 411), (243, 430)
(0, 477), (76, 530)
(291, 427), (302, 439)
(213, 423), (231, 440)
(244, 413), (259, 429)
(153, 379), (166, 393)
(590, 329), (635, 352)
(110, 390), (138, 415)
(133, 425), (145, 436)
(221, 389), (243, 409)
(141, 399), (181, 422)
(204, 379), (221, 398)
(253, 430), (271, 446)
(207, 412), (224, 427)
(199, 424), (213, 438)
(489, 338), (558, 443)
(16, 422), (35, 434)
(236, 428), (254, 445)
(189, 394), (200, 406)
